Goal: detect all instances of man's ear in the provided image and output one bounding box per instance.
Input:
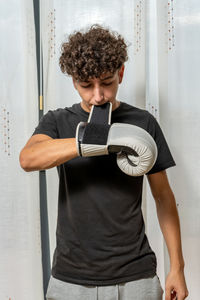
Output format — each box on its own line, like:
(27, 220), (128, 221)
(118, 64), (125, 84)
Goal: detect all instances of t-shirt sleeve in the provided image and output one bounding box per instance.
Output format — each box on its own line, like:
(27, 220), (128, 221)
(32, 110), (58, 139)
(146, 113), (176, 174)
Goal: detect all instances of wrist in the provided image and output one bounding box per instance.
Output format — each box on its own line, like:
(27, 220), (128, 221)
(170, 261), (185, 272)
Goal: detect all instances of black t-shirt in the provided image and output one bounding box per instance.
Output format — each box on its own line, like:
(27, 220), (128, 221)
(33, 101), (176, 286)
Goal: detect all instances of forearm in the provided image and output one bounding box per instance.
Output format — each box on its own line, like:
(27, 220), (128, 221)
(155, 189), (185, 271)
(20, 138), (78, 171)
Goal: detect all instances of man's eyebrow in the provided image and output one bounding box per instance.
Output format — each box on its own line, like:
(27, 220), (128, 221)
(100, 75), (114, 81)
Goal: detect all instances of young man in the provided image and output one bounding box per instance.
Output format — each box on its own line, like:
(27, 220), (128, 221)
(20, 25), (188, 300)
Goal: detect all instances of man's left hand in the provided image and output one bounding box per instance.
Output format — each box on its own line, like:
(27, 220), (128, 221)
(165, 269), (189, 300)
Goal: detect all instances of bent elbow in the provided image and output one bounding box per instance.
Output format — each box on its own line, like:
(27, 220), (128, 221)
(19, 151), (32, 172)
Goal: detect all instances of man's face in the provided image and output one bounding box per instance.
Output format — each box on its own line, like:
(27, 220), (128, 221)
(72, 65), (124, 112)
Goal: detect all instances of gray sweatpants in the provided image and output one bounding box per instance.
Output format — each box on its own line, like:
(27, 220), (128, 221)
(46, 275), (163, 300)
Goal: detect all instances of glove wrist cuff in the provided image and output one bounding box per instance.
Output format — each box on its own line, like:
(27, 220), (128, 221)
(80, 144), (109, 157)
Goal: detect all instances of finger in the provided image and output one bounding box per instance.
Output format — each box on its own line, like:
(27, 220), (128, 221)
(165, 288), (172, 300)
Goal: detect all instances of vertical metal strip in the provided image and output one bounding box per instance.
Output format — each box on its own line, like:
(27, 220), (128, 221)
(40, 95), (43, 110)
(33, 0), (51, 298)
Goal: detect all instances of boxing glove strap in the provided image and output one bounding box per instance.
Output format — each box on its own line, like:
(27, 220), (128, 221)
(88, 102), (112, 124)
(82, 102), (112, 144)
(76, 102), (113, 156)
(82, 123), (111, 145)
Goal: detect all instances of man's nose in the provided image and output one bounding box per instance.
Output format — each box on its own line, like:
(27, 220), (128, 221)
(93, 85), (104, 102)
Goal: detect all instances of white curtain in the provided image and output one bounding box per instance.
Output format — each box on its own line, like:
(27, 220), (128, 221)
(146, 0), (200, 299)
(41, 0), (200, 299)
(158, 1), (200, 298)
(0, 0), (43, 299)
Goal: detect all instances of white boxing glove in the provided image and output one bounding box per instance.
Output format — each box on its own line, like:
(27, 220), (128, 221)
(76, 103), (157, 176)
(108, 123), (157, 176)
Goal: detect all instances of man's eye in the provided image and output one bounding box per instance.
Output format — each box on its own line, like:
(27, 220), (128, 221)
(81, 84), (91, 88)
(103, 82), (112, 86)
(80, 82), (112, 88)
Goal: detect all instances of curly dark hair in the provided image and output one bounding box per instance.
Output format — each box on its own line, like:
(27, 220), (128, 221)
(59, 24), (129, 81)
